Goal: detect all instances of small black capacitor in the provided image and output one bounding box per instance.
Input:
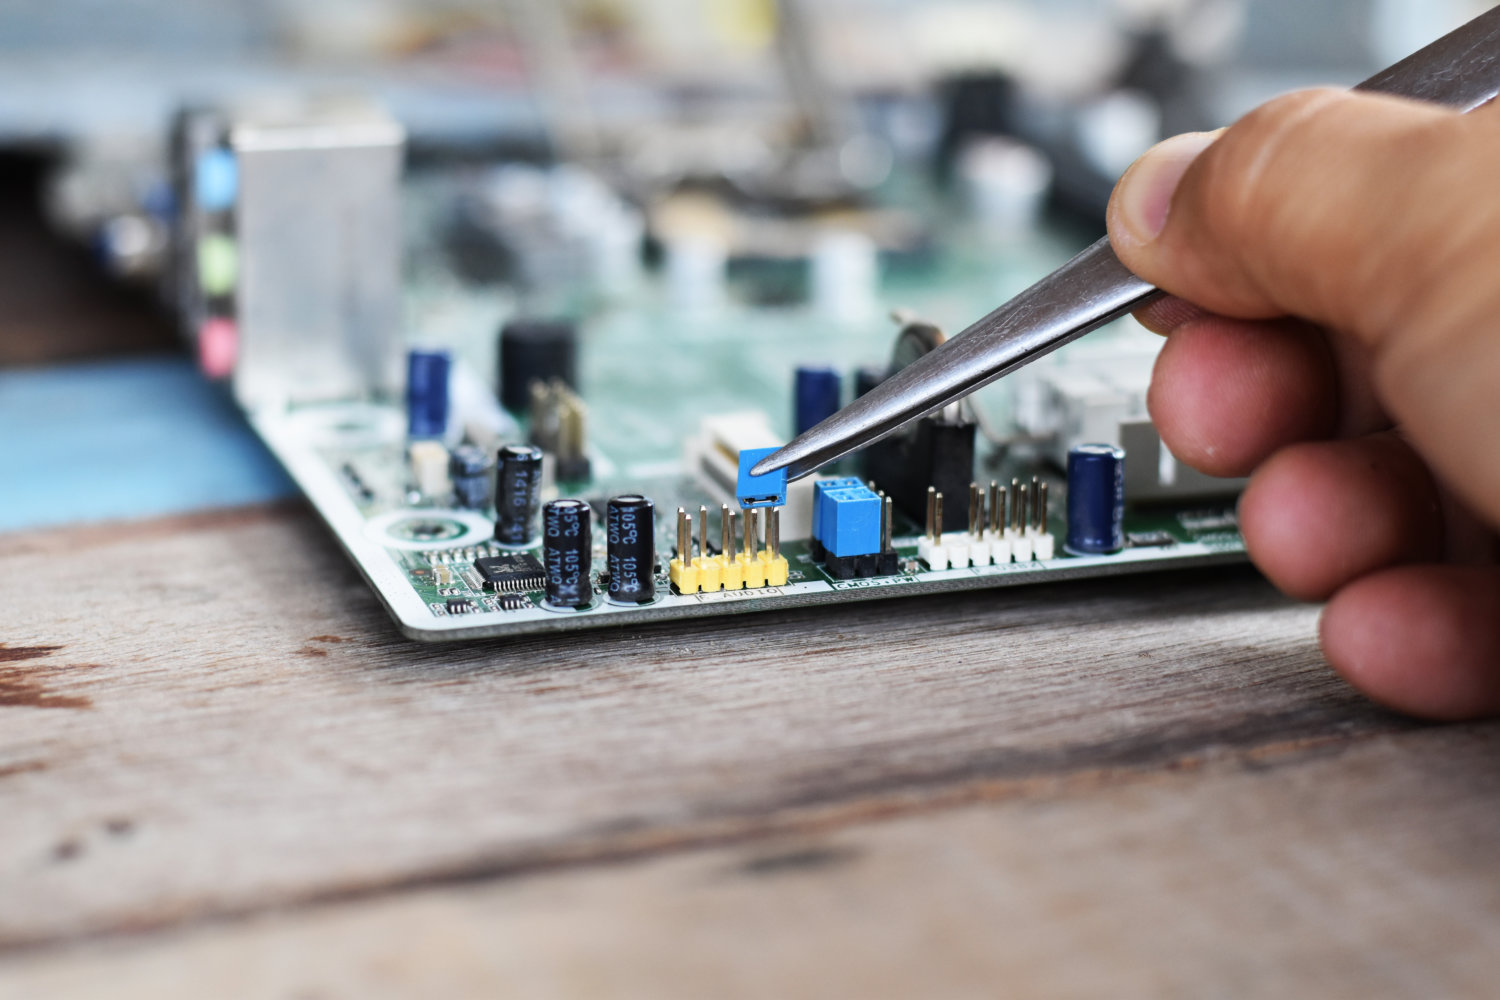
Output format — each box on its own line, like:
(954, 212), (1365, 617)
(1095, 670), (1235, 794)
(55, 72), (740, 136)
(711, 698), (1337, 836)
(494, 444), (544, 546)
(448, 445), (491, 510)
(499, 318), (578, 414)
(606, 495), (655, 604)
(542, 498), (593, 608)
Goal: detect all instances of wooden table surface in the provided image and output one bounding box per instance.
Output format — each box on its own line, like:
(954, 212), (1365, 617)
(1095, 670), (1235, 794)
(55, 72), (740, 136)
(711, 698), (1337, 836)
(3, 159), (1500, 998)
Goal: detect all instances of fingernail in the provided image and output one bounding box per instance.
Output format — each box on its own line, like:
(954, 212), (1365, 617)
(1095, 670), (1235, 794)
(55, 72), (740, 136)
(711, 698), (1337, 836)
(1113, 130), (1222, 245)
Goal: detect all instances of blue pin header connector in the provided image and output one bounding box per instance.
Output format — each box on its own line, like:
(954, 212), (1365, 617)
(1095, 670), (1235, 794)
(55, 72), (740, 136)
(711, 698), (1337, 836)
(736, 447), (788, 509)
(812, 476), (865, 542)
(819, 486), (883, 558)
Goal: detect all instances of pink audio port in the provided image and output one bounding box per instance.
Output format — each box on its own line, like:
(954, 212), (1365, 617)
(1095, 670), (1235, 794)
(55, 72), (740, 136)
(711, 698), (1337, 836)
(198, 317), (237, 379)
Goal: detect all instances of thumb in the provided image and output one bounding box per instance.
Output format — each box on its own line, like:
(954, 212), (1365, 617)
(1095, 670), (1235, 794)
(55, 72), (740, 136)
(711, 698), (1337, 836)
(1106, 88), (1500, 528)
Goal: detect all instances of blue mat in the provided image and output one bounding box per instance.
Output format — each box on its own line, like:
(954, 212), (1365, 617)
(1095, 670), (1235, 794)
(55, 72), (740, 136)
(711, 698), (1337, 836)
(0, 356), (297, 533)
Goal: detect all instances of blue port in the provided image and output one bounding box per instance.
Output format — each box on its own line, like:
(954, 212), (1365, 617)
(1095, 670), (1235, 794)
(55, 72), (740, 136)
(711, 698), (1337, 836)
(737, 447), (787, 509)
(194, 148), (238, 213)
(813, 476), (865, 542)
(820, 486), (882, 558)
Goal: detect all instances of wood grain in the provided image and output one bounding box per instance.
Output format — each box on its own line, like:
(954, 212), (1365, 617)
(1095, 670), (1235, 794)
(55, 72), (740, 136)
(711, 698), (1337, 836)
(0, 504), (1415, 953)
(5, 724), (1499, 999)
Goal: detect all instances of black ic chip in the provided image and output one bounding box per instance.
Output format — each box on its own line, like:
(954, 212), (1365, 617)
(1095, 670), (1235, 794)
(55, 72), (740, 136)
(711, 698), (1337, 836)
(473, 553), (546, 593)
(446, 598), (477, 614)
(1126, 531), (1177, 548)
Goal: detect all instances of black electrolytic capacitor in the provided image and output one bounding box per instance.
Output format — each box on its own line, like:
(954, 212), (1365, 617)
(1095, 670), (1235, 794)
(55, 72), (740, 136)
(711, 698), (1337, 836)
(542, 498), (592, 608)
(494, 444), (544, 546)
(499, 318), (578, 414)
(606, 495), (655, 604)
(448, 445), (491, 510)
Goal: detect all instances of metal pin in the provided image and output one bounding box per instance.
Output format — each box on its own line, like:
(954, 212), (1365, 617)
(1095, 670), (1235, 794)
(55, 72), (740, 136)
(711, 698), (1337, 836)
(1015, 483), (1028, 533)
(676, 507), (690, 560)
(1037, 482), (1049, 533)
(934, 492), (944, 540)
(882, 496), (893, 553)
(925, 486), (937, 542)
(744, 505), (758, 558)
(721, 504), (733, 557)
(1010, 478), (1020, 530)
(698, 505), (709, 560)
(1030, 476), (1040, 528)
(968, 482), (982, 537)
(769, 508), (781, 560)
(988, 481), (1001, 536)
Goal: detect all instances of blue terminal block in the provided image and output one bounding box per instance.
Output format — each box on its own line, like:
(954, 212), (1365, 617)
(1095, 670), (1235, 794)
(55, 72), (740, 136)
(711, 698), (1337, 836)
(736, 447), (788, 509)
(812, 476), (866, 544)
(821, 486), (883, 558)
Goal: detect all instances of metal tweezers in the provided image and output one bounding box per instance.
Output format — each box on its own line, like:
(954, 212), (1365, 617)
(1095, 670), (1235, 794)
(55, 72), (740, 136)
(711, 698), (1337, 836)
(754, 5), (1500, 482)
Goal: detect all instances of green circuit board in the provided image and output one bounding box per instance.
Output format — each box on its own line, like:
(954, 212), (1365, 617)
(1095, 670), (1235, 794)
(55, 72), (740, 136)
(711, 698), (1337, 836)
(250, 169), (1246, 641)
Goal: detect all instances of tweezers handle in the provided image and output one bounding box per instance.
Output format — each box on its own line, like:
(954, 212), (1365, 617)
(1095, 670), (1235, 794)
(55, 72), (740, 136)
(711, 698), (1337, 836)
(1044, 2), (1500, 373)
(758, 5), (1500, 480)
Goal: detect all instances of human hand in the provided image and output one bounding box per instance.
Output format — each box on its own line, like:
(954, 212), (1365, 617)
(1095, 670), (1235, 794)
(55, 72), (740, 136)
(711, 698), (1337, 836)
(1106, 89), (1500, 719)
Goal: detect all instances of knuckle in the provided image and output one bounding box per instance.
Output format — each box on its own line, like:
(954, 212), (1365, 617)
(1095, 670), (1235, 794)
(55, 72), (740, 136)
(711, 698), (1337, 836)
(1201, 90), (1346, 247)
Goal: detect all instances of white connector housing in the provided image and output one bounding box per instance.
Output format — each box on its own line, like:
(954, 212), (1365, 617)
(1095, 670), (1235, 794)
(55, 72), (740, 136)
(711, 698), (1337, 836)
(943, 533), (972, 569)
(683, 411), (817, 540)
(408, 440), (451, 498)
(1031, 529), (1056, 561)
(917, 535), (949, 571)
(1010, 529), (1033, 563)
(1010, 332), (1246, 501)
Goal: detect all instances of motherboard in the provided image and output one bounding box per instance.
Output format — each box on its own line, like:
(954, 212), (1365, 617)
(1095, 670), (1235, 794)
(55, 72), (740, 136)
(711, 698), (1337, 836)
(170, 102), (1245, 641)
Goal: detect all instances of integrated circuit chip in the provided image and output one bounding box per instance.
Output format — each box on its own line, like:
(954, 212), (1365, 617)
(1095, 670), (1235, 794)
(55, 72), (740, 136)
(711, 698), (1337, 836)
(1126, 531), (1177, 548)
(473, 553), (546, 593)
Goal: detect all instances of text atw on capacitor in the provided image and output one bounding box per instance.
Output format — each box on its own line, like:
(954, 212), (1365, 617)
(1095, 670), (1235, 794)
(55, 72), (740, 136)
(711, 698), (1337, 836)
(542, 498), (593, 609)
(606, 495), (655, 604)
(495, 444), (544, 546)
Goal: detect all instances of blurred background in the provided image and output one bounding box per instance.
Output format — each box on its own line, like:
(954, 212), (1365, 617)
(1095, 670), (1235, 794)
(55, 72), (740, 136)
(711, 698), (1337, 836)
(0, 0), (1487, 533)
(0, 0), (1483, 365)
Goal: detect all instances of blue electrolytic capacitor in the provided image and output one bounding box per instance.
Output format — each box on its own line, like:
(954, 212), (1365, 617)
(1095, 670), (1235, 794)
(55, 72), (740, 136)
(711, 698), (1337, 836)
(448, 445), (491, 510)
(794, 365), (842, 435)
(406, 349), (451, 439)
(1065, 444), (1126, 555)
